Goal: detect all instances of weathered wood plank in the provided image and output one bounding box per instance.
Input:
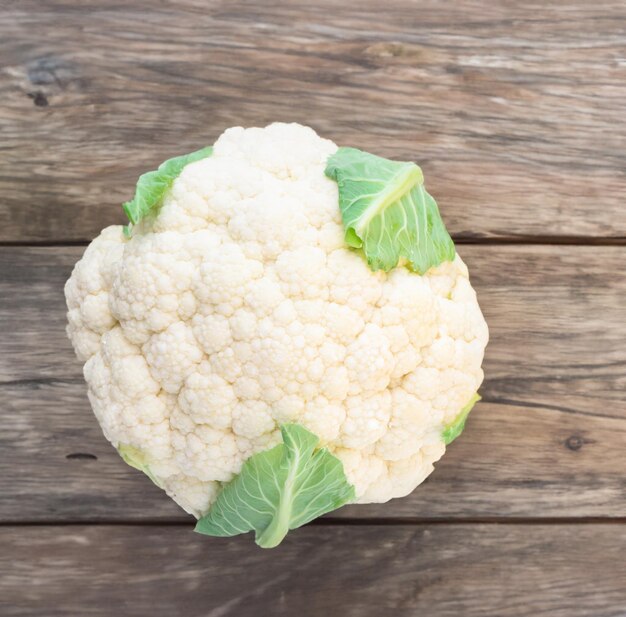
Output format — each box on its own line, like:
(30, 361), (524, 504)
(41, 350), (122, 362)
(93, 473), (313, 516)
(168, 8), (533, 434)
(1, 524), (625, 617)
(2, 1), (625, 241)
(1, 245), (624, 520)
(6, 386), (625, 521)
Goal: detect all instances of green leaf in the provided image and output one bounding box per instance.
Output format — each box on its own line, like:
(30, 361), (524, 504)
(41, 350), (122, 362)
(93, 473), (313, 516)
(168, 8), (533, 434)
(195, 424), (355, 548)
(442, 393), (481, 445)
(117, 444), (164, 488)
(122, 146), (213, 226)
(325, 147), (455, 273)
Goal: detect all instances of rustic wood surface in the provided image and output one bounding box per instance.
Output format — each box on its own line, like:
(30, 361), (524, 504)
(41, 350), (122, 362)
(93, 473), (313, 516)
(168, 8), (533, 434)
(1, 525), (625, 617)
(1, 1), (626, 242)
(1, 1), (625, 615)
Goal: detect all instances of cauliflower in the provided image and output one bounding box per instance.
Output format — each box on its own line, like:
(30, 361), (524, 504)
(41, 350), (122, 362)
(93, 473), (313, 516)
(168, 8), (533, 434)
(65, 122), (488, 547)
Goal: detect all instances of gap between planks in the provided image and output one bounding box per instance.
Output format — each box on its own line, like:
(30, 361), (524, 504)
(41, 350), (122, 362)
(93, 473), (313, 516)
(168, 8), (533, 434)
(1, 236), (626, 248)
(2, 518), (626, 527)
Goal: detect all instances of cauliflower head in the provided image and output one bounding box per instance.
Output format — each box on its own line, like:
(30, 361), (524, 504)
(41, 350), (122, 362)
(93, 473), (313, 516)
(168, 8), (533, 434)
(65, 123), (488, 547)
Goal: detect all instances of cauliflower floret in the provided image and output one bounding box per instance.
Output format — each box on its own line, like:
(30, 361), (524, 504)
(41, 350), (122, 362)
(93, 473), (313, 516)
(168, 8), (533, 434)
(65, 122), (488, 516)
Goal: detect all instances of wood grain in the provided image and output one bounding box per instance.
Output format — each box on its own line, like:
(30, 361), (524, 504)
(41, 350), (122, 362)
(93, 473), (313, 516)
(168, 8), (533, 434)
(2, 524), (625, 617)
(3, 1), (625, 613)
(2, 1), (626, 242)
(1, 245), (624, 521)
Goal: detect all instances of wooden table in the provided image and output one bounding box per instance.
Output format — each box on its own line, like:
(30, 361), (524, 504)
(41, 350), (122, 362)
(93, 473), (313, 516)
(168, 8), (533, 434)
(1, 2), (625, 615)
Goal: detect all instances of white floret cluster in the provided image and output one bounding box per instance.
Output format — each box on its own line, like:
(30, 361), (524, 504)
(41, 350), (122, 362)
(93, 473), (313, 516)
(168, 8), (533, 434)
(65, 123), (488, 516)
